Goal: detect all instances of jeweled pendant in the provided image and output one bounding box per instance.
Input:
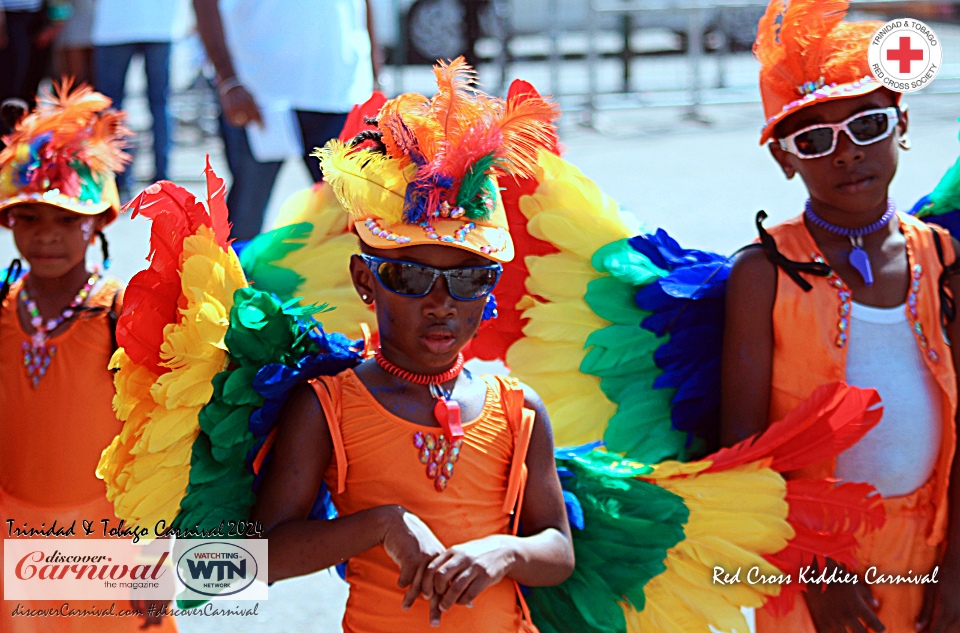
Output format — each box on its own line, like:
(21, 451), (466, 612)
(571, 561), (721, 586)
(22, 341), (55, 388)
(849, 243), (874, 286)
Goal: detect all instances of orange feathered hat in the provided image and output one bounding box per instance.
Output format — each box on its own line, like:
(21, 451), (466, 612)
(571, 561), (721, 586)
(756, 0), (893, 144)
(0, 81), (131, 227)
(316, 58), (559, 263)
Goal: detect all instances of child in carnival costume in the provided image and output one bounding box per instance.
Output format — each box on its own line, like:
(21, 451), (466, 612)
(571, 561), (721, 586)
(722, 1), (960, 631)
(0, 83), (175, 631)
(253, 66), (577, 632)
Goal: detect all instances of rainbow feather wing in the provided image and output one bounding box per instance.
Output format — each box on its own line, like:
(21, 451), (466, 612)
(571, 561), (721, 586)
(912, 123), (960, 234)
(498, 150), (727, 461)
(531, 383), (885, 633)
(98, 163), (364, 538)
(97, 163), (245, 529)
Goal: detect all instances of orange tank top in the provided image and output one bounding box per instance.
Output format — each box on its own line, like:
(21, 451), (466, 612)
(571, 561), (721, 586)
(766, 213), (957, 545)
(0, 278), (123, 507)
(310, 370), (535, 633)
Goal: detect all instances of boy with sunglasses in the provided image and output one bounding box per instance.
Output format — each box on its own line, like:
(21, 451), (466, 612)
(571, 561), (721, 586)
(251, 62), (574, 632)
(722, 1), (960, 632)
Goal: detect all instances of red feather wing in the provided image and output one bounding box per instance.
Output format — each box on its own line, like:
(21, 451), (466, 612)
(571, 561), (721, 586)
(705, 383), (882, 473)
(763, 479), (885, 616)
(204, 156), (231, 247)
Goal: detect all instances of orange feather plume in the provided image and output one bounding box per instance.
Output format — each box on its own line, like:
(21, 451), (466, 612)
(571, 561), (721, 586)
(754, 0), (885, 142)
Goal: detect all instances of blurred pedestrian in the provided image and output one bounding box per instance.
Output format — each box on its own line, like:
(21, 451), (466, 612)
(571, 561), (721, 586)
(0, 0), (72, 138)
(92, 0), (185, 196)
(193, 0), (379, 241)
(54, 0), (95, 85)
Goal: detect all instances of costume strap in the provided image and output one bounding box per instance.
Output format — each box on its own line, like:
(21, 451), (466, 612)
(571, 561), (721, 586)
(496, 375), (536, 515)
(751, 210), (832, 291)
(931, 225), (960, 327)
(309, 376), (348, 494)
(492, 375), (540, 632)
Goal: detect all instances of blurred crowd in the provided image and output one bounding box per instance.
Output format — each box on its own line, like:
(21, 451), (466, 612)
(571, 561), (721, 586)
(0, 0), (379, 241)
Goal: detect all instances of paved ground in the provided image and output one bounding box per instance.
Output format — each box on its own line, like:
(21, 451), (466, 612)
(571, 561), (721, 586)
(2, 41), (959, 633)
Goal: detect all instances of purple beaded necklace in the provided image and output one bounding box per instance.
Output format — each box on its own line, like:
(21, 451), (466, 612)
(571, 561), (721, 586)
(804, 198), (896, 286)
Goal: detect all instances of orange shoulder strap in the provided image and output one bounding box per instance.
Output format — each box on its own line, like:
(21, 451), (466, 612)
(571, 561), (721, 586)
(493, 375), (540, 632)
(495, 375), (536, 517)
(250, 375), (348, 493)
(309, 375), (348, 494)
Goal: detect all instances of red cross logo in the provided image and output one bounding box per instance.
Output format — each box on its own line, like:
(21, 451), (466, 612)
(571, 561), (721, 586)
(887, 36), (924, 74)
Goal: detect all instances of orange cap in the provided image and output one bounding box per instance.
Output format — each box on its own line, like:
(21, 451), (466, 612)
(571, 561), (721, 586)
(756, 0), (891, 144)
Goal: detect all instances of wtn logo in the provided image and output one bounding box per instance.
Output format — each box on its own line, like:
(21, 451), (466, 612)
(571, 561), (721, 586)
(185, 558), (247, 581)
(176, 542), (260, 598)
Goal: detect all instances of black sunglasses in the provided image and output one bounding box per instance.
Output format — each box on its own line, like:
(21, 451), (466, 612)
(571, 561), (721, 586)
(359, 254), (502, 301)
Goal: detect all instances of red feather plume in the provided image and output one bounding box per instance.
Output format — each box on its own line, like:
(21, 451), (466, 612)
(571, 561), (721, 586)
(705, 382), (882, 474)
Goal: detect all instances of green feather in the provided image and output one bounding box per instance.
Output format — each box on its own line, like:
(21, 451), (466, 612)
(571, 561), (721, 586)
(238, 223), (312, 301)
(578, 239), (698, 462)
(528, 450), (689, 633)
(456, 153), (496, 219)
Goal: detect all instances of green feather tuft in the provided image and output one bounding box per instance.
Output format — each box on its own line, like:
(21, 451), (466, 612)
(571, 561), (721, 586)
(238, 223), (312, 301)
(528, 450), (688, 633)
(456, 153), (496, 219)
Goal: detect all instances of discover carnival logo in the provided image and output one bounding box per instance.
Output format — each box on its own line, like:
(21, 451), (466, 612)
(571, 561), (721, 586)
(869, 18), (943, 93)
(4, 538), (268, 601)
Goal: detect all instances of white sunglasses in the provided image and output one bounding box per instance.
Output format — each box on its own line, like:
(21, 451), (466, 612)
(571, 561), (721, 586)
(777, 106), (900, 159)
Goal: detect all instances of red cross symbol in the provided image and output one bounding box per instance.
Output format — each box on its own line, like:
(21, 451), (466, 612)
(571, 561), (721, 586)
(887, 36), (924, 74)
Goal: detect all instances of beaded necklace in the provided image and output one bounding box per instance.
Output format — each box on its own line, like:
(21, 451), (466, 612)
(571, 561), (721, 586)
(19, 270), (100, 388)
(375, 350), (466, 438)
(804, 198), (896, 286)
(374, 350), (467, 492)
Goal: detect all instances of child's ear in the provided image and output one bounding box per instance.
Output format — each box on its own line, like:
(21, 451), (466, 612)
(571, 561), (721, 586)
(767, 142), (797, 180)
(897, 104), (909, 145)
(349, 254), (376, 305)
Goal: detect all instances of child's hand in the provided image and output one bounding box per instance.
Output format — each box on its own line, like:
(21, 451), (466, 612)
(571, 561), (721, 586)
(916, 557), (960, 632)
(129, 599), (167, 628)
(803, 561), (885, 633)
(420, 535), (516, 626)
(380, 506), (446, 612)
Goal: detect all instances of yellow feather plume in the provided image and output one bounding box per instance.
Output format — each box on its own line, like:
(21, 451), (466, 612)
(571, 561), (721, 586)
(314, 140), (411, 224)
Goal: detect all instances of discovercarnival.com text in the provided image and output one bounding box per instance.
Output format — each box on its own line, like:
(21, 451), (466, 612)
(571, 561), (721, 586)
(11, 602), (261, 618)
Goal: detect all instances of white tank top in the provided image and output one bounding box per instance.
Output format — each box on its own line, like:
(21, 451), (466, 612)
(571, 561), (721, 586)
(836, 301), (942, 497)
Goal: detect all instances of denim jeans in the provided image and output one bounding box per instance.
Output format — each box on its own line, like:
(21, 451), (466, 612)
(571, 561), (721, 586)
(219, 109), (348, 241)
(0, 10), (49, 140)
(94, 41), (172, 188)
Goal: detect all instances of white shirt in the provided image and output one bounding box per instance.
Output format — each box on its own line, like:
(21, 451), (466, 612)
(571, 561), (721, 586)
(0, 0), (42, 11)
(836, 301), (943, 497)
(219, 0), (373, 113)
(92, 0), (187, 46)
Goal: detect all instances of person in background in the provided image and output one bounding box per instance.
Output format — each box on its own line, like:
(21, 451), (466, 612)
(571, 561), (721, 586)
(193, 0), (380, 241)
(0, 0), (72, 139)
(92, 0), (184, 197)
(54, 0), (95, 85)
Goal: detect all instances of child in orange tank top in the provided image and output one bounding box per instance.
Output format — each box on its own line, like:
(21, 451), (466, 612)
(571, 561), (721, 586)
(252, 66), (575, 632)
(721, 2), (960, 632)
(0, 84), (175, 632)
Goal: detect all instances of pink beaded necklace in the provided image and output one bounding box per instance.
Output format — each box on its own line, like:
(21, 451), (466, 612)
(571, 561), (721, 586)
(19, 269), (100, 388)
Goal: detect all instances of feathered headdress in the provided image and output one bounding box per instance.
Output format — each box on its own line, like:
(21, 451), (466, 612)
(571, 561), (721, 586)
(315, 58), (559, 262)
(0, 80), (132, 226)
(755, 0), (888, 144)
